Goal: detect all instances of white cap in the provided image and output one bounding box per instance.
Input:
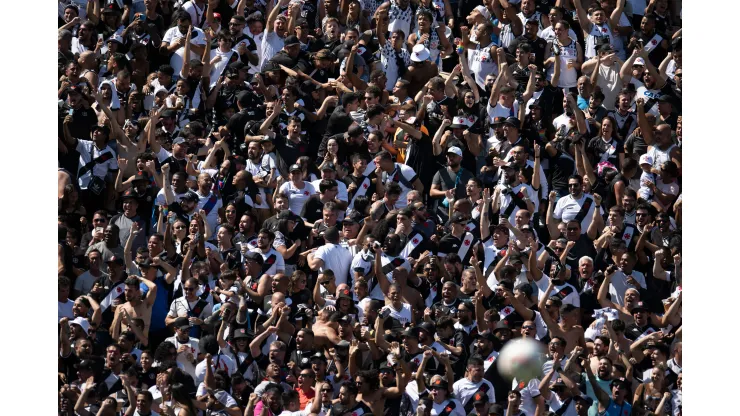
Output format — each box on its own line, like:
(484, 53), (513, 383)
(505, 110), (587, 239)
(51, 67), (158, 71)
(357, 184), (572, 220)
(639, 154), (653, 166)
(410, 44), (430, 62)
(447, 146), (463, 157)
(474, 5), (491, 20)
(70, 317), (90, 335)
(634, 57), (645, 66)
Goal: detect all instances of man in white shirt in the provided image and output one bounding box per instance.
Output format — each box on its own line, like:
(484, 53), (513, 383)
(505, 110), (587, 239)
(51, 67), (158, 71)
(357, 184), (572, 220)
(308, 226), (353, 286)
(259, 0), (291, 70)
(194, 172), (223, 233)
(160, 10), (206, 76)
(608, 252), (646, 307)
(375, 150), (423, 209)
(452, 356), (496, 408)
(249, 230), (286, 276)
(553, 175), (601, 234)
(164, 316), (201, 379)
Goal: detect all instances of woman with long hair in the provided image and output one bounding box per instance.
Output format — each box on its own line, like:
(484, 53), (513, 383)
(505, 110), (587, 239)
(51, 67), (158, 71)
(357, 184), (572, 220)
(168, 382), (199, 416)
(633, 364), (672, 415)
(587, 115), (625, 171)
(59, 184), (86, 229)
(287, 270), (311, 306)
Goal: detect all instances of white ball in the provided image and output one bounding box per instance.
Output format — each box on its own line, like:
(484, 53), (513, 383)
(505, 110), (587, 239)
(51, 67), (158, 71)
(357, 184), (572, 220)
(497, 338), (545, 382)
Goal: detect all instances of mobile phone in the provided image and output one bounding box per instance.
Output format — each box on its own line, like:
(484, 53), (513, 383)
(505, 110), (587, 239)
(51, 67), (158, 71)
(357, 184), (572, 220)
(138, 14), (146, 22)
(98, 34), (104, 42)
(380, 307), (392, 319)
(328, 78), (336, 83)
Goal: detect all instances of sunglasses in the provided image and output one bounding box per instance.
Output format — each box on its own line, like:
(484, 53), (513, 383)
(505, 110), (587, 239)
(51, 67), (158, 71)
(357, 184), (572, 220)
(522, 325), (536, 330)
(183, 287), (196, 292)
(299, 373), (314, 378)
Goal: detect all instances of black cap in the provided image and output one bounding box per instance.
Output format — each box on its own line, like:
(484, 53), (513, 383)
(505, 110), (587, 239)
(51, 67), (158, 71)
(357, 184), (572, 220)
(430, 378), (448, 390)
(75, 359), (96, 371)
(494, 320), (512, 332)
(174, 316), (191, 330)
(598, 43), (615, 53)
(284, 35), (300, 46)
(657, 95), (674, 105)
(574, 395), (594, 405)
(182, 191), (200, 202)
(232, 328), (253, 339)
(105, 255), (125, 266)
(492, 116), (506, 126)
(529, 99), (543, 109)
(244, 251), (264, 265)
(337, 288), (353, 300)
(400, 327), (419, 339)
(277, 210), (295, 220)
(289, 164), (302, 172)
(504, 117), (520, 128)
(224, 68), (239, 78)
(343, 210), (364, 225)
(121, 188), (138, 201)
(261, 62), (281, 74)
(321, 162), (336, 172)
(610, 377), (630, 389)
(472, 391), (489, 405)
(631, 301), (649, 313)
(450, 212), (467, 224)
(310, 351), (328, 363)
(379, 360), (395, 371)
(229, 61), (246, 71)
(161, 109), (177, 119)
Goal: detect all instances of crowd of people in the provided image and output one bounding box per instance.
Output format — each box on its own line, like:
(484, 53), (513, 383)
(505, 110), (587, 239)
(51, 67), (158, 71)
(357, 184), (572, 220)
(57, 0), (682, 415)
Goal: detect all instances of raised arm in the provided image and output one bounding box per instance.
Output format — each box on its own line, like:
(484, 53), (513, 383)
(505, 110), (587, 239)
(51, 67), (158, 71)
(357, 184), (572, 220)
(582, 356), (611, 408)
(609, 0), (625, 31)
(572, 0), (592, 35)
(499, 0), (522, 36)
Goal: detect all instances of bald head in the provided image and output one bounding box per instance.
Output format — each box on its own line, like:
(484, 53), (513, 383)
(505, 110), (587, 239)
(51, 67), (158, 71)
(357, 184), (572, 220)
(78, 51), (96, 68)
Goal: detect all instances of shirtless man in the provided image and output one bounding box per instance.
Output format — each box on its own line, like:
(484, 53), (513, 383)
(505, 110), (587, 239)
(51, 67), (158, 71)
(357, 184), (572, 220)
(539, 282), (586, 354)
(312, 306), (342, 351)
(354, 342), (411, 415)
(110, 276), (157, 339)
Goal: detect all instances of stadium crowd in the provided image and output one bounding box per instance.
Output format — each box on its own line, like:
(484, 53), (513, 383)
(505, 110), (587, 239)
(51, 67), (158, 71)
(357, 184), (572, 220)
(57, 0), (682, 415)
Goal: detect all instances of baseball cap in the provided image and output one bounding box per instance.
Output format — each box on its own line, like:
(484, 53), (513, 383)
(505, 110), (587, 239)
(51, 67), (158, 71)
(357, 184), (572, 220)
(310, 351), (328, 363)
(132, 171), (149, 182)
(121, 188), (137, 201)
(92, 124), (111, 137)
(244, 251), (264, 265)
(633, 57), (646, 66)
(106, 255), (125, 266)
(232, 328), (253, 339)
(639, 154), (654, 166)
(343, 210), (364, 225)
(289, 164), (302, 172)
(418, 322), (436, 335)
(450, 211), (467, 224)
(321, 162), (336, 172)
(284, 35), (300, 46)
(610, 377), (630, 388)
(450, 116), (470, 129)
(161, 108), (177, 119)
(529, 99), (543, 109)
(472, 392), (488, 406)
(447, 146), (463, 157)
(631, 301), (649, 313)
(574, 395), (594, 405)
(174, 316), (191, 330)
(430, 378), (449, 390)
(337, 288), (353, 300)
(504, 117), (520, 128)
(492, 116), (506, 127)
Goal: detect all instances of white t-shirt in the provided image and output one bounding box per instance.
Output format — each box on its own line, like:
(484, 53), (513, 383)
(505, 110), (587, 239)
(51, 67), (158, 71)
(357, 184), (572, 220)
(513, 377), (542, 416)
(487, 101), (519, 123)
(534, 274), (581, 307)
(452, 378), (496, 406)
(431, 398), (466, 416)
(251, 247), (286, 275)
(311, 178), (349, 203)
(196, 191), (223, 234)
(279, 181), (316, 217)
(380, 163), (418, 208)
(75, 140), (118, 189)
(164, 335), (200, 379)
(182, 0), (208, 28)
(162, 26), (206, 75)
(314, 243), (353, 286)
(553, 193), (601, 234)
(167, 296), (214, 320)
(381, 42), (411, 90)
(547, 393), (578, 416)
(194, 353), (236, 386)
(383, 303), (413, 326)
(608, 269), (646, 306)
(59, 299), (75, 321)
(259, 31), (284, 70)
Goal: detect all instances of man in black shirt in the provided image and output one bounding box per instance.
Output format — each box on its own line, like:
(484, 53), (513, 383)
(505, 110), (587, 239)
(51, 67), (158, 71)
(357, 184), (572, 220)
(301, 180), (339, 224)
(509, 20), (548, 68)
(227, 90), (263, 142)
(325, 93), (360, 138)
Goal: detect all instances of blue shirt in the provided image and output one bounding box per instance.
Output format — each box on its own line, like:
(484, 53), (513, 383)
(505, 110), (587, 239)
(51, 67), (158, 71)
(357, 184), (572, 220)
(596, 399), (631, 416)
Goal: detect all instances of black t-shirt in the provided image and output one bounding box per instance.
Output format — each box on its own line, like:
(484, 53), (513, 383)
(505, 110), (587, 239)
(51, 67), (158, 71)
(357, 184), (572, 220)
(424, 96), (457, 138)
(404, 132), (435, 189)
(587, 137), (624, 171)
(300, 195), (325, 224)
(432, 167), (475, 201)
(625, 131), (648, 157)
(274, 134), (310, 171)
(325, 107), (354, 138)
(509, 35), (548, 68)
(546, 145), (576, 194)
(564, 234), (596, 271)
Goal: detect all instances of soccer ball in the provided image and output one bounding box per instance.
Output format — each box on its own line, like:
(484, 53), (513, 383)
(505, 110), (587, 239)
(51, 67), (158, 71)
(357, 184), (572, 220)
(497, 338), (545, 382)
